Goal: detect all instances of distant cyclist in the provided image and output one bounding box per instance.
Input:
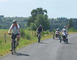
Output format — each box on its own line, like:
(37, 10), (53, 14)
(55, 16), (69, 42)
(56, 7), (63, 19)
(62, 26), (68, 37)
(8, 20), (20, 51)
(55, 28), (60, 37)
(36, 25), (43, 36)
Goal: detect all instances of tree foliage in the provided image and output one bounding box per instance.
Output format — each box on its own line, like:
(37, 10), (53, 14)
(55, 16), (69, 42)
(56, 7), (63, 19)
(35, 14), (50, 30)
(49, 17), (77, 31)
(0, 17), (27, 29)
(27, 8), (50, 31)
(0, 15), (77, 32)
(67, 19), (73, 29)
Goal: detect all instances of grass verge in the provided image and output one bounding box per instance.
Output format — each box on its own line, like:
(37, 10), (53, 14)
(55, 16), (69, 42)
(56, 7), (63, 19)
(0, 30), (52, 57)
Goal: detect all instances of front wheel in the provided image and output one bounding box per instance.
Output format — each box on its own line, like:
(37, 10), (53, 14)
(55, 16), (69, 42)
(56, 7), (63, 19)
(14, 40), (16, 53)
(38, 34), (41, 43)
(12, 39), (16, 55)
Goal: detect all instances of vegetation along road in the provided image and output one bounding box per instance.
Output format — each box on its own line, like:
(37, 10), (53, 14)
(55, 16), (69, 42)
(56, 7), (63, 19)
(0, 33), (77, 60)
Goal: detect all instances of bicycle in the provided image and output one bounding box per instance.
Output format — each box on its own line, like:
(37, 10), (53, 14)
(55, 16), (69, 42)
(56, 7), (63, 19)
(9, 33), (19, 55)
(53, 32), (61, 40)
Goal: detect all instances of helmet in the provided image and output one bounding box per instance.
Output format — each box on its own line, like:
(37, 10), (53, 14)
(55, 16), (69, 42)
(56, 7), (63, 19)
(39, 25), (42, 27)
(64, 26), (66, 28)
(13, 20), (17, 23)
(57, 28), (59, 31)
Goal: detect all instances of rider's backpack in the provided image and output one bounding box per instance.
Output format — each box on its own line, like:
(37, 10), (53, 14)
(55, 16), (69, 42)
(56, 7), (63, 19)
(12, 24), (18, 29)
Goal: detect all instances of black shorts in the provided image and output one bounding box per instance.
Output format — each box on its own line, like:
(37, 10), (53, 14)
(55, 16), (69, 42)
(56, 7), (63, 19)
(11, 33), (19, 40)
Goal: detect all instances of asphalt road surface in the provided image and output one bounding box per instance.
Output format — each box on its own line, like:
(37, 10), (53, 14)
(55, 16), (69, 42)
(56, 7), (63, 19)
(0, 33), (77, 60)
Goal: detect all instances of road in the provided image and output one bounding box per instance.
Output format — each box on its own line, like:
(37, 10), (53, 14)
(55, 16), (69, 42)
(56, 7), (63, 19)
(0, 33), (77, 60)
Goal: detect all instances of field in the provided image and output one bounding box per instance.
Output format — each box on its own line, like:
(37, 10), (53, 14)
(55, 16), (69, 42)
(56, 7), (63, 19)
(0, 29), (52, 57)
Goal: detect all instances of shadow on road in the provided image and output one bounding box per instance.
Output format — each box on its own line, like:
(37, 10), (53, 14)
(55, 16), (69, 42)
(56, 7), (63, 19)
(62, 42), (72, 45)
(55, 39), (60, 40)
(66, 43), (72, 45)
(39, 42), (48, 44)
(15, 52), (30, 56)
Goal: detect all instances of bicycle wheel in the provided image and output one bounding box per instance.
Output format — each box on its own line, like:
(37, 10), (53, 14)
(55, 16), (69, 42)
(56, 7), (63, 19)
(12, 39), (14, 55)
(14, 40), (16, 53)
(12, 39), (16, 55)
(65, 38), (68, 44)
(38, 34), (41, 43)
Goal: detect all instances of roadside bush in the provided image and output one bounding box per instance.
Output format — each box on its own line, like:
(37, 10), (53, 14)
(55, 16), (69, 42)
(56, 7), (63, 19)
(42, 30), (50, 35)
(52, 29), (56, 33)
(20, 29), (26, 38)
(68, 28), (77, 32)
(45, 30), (50, 34)
(25, 32), (32, 40)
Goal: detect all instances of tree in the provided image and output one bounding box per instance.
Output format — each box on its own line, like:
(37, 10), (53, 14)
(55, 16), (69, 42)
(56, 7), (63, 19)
(36, 8), (47, 14)
(31, 9), (37, 17)
(67, 19), (73, 29)
(30, 23), (37, 30)
(31, 8), (47, 16)
(35, 14), (50, 30)
(27, 8), (50, 31)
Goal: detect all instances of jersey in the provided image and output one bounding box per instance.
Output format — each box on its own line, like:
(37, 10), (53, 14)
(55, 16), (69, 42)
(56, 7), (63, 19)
(62, 28), (67, 32)
(62, 28), (68, 36)
(55, 31), (60, 34)
(10, 24), (20, 34)
(37, 27), (42, 32)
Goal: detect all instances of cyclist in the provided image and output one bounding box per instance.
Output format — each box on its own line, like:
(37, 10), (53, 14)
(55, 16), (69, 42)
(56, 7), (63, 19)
(60, 26), (68, 43)
(62, 26), (68, 36)
(36, 25), (43, 36)
(55, 28), (60, 37)
(8, 20), (20, 51)
(61, 26), (68, 41)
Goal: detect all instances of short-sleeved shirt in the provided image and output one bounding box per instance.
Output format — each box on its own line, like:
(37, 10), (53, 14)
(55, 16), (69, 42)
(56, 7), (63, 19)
(62, 28), (67, 32)
(38, 27), (42, 32)
(62, 28), (68, 35)
(55, 31), (60, 34)
(10, 24), (20, 35)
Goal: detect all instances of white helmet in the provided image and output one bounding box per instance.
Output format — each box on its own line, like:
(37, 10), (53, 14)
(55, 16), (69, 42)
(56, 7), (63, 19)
(57, 28), (59, 31)
(13, 20), (17, 23)
(39, 25), (42, 27)
(64, 26), (66, 28)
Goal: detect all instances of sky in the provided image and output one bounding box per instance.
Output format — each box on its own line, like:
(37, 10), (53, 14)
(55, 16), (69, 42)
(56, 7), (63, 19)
(0, 0), (77, 18)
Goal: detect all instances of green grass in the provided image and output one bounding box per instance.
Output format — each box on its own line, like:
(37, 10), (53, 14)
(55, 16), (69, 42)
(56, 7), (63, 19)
(0, 29), (52, 57)
(0, 29), (76, 57)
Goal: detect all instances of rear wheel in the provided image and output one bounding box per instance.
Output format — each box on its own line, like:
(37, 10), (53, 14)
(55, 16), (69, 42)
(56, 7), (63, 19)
(66, 38), (68, 44)
(59, 35), (61, 41)
(59, 36), (62, 43)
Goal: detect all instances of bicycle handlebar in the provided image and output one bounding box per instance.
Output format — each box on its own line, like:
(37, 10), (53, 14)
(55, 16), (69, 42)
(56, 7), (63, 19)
(8, 33), (21, 35)
(8, 33), (12, 35)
